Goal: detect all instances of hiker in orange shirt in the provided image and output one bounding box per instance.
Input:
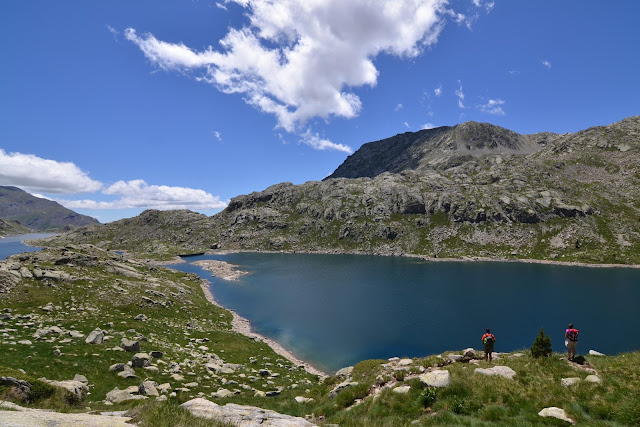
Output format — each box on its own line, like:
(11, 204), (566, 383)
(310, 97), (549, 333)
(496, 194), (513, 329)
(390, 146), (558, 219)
(482, 328), (496, 361)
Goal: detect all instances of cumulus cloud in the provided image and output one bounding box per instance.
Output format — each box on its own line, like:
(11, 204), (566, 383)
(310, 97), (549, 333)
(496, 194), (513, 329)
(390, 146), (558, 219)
(125, 0), (451, 136)
(422, 122), (437, 129)
(542, 59), (552, 69)
(455, 81), (465, 108)
(434, 85), (442, 96)
(216, 2), (228, 10)
(57, 180), (227, 211)
(478, 98), (505, 115)
(0, 149), (102, 194)
(395, 103), (403, 111)
(300, 130), (353, 154)
(212, 130), (223, 141)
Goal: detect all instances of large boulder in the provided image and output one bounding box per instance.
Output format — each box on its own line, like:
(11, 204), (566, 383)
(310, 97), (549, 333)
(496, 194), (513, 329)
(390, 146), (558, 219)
(42, 379), (88, 402)
(120, 338), (141, 352)
(181, 398), (317, 426)
(131, 353), (152, 368)
(419, 370), (451, 388)
(105, 387), (148, 404)
(138, 381), (159, 397)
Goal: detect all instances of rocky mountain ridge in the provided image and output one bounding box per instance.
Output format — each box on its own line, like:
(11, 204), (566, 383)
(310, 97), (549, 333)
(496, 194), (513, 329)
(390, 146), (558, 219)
(0, 186), (99, 232)
(38, 116), (640, 264)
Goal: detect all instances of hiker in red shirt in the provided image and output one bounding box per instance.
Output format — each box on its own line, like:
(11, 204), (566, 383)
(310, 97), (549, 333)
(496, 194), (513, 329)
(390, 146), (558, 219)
(482, 328), (496, 361)
(565, 323), (579, 361)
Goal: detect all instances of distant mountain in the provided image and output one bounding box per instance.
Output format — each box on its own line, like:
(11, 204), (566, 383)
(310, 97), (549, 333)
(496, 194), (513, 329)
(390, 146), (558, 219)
(0, 186), (99, 231)
(39, 116), (640, 265)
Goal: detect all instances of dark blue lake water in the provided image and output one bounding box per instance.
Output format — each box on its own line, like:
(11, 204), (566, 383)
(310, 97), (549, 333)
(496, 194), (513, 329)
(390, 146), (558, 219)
(0, 234), (54, 260)
(170, 253), (640, 374)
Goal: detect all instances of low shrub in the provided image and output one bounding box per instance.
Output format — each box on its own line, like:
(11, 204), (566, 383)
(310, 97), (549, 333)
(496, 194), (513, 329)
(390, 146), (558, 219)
(531, 328), (552, 358)
(420, 386), (437, 408)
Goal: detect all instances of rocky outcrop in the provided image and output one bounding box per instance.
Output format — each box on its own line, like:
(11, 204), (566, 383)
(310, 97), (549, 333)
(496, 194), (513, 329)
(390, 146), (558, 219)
(35, 116), (640, 264)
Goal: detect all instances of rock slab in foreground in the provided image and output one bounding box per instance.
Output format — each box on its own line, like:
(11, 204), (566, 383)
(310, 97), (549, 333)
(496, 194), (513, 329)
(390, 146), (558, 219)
(0, 410), (134, 427)
(538, 407), (575, 424)
(181, 397), (317, 426)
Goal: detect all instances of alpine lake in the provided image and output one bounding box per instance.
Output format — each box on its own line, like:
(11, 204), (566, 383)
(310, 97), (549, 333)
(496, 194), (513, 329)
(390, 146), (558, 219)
(169, 252), (640, 374)
(2, 236), (637, 375)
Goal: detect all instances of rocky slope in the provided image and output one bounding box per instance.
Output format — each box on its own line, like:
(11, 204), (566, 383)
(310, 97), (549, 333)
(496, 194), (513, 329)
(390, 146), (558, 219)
(37, 116), (640, 264)
(0, 218), (30, 237)
(0, 186), (100, 231)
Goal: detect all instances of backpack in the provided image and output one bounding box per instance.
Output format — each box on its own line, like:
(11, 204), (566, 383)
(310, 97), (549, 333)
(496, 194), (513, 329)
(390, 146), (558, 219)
(483, 334), (494, 345)
(567, 329), (579, 342)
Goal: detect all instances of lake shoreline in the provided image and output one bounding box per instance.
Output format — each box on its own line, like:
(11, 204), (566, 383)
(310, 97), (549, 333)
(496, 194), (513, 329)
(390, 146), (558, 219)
(195, 274), (329, 378)
(208, 248), (640, 269)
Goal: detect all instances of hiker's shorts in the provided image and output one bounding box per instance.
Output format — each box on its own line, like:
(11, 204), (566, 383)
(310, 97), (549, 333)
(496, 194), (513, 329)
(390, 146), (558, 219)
(484, 343), (494, 353)
(567, 340), (577, 351)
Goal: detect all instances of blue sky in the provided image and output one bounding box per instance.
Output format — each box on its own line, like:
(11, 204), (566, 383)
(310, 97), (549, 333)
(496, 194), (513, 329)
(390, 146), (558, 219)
(1, 0), (638, 223)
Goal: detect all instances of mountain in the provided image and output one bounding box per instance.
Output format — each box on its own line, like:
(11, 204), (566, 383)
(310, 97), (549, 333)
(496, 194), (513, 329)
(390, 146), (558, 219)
(0, 186), (99, 231)
(38, 116), (640, 265)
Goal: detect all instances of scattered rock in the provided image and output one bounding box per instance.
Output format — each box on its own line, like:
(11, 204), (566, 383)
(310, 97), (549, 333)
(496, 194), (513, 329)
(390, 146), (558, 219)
(398, 358), (413, 366)
(329, 381), (359, 398)
(73, 374), (88, 385)
(17, 340), (32, 345)
(589, 350), (605, 356)
(120, 338), (141, 352)
(392, 385), (411, 394)
(212, 388), (234, 399)
(585, 375), (602, 384)
(105, 387), (148, 404)
(474, 366), (516, 380)
(538, 407), (575, 424)
(335, 366), (354, 377)
(85, 328), (105, 345)
(419, 370), (451, 388)
(139, 381), (159, 397)
(134, 314), (148, 321)
(561, 377), (581, 387)
(131, 353), (152, 368)
(41, 379), (88, 402)
(295, 396), (315, 404)
(149, 351), (163, 359)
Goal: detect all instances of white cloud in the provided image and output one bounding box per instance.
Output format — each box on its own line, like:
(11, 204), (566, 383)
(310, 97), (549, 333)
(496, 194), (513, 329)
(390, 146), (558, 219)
(0, 149), (102, 194)
(212, 130), (223, 141)
(216, 2), (228, 10)
(57, 180), (227, 211)
(422, 122), (436, 129)
(404, 121), (410, 128)
(478, 98), (505, 115)
(125, 0), (452, 133)
(472, 0), (494, 12)
(300, 130), (353, 154)
(542, 59), (552, 69)
(455, 81), (465, 108)
(434, 85), (442, 96)
(106, 25), (118, 36)
(395, 103), (403, 111)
